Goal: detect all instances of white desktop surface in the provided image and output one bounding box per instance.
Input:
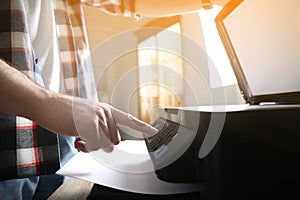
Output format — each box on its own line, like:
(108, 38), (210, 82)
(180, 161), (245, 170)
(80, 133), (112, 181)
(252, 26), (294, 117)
(167, 104), (300, 112)
(57, 140), (200, 195)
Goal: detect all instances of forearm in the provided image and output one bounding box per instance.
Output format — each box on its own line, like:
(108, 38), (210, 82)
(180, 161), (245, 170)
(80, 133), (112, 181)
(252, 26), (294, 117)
(0, 59), (47, 118)
(0, 59), (77, 136)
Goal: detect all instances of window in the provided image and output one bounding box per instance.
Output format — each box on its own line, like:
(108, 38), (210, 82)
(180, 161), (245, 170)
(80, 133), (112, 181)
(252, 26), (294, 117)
(138, 23), (183, 123)
(199, 6), (237, 88)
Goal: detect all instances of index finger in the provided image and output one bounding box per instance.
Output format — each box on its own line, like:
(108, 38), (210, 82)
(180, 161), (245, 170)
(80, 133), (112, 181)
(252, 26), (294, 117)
(111, 107), (158, 136)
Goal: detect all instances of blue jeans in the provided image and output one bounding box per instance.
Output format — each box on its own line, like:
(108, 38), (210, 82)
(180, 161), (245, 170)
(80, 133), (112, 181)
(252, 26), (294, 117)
(0, 136), (77, 200)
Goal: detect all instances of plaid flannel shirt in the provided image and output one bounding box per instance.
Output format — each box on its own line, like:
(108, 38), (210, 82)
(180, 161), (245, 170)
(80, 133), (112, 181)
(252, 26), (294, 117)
(0, 0), (136, 181)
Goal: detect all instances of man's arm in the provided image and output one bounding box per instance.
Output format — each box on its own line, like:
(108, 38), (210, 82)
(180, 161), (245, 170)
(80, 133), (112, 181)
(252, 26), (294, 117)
(0, 59), (157, 152)
(0, 60), (49, 122)
(0, 59), (81, 136)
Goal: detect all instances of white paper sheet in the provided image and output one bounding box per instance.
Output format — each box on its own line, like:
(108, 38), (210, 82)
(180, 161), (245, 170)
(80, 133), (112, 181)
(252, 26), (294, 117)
(57, 140), (201, 194)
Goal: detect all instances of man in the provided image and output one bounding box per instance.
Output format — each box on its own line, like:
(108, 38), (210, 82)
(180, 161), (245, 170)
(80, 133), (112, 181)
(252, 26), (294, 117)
(0, 0), (157, 199)
(0, 0), (213, 198)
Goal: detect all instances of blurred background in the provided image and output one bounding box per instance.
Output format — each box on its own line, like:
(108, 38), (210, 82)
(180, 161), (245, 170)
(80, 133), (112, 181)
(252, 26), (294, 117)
(83, 5), (244, 124)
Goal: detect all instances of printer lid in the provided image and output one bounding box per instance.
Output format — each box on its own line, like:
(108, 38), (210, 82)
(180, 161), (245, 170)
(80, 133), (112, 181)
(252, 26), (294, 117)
(215, 0), (300, 105)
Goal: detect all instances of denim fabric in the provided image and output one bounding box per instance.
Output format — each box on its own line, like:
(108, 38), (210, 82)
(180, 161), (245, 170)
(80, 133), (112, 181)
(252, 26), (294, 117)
(0, 177), (39, 200)
(0, 175), (64, 200)
(0, 136), (77, 200)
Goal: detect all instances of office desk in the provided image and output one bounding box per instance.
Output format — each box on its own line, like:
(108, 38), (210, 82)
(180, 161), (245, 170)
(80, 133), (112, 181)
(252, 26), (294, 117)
(48, 178), (93, 200)
(48, 178), (200, 200)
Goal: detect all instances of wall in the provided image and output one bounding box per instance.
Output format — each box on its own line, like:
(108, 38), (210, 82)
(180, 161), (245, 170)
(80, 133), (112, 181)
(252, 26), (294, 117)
(83, 5), (244, 118)
(180, 12), (245, 106)
(83, 5), (154, 118)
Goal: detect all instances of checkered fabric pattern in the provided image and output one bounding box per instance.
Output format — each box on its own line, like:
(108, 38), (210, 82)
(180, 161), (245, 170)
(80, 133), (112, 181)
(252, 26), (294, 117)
(83, 0), (140, 19)
(0, 0), (136, 180)
(53, 0), (138, 98)
(0, 1), (60, 181)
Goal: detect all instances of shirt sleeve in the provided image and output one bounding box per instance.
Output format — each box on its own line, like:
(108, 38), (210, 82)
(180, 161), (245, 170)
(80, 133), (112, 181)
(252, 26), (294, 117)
(81, 0), (141, 20)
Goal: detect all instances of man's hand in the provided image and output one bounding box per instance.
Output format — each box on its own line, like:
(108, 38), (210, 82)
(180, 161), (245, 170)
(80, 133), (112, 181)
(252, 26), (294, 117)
(73, 102), (157, 153)
(0, 60), (156, 153)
